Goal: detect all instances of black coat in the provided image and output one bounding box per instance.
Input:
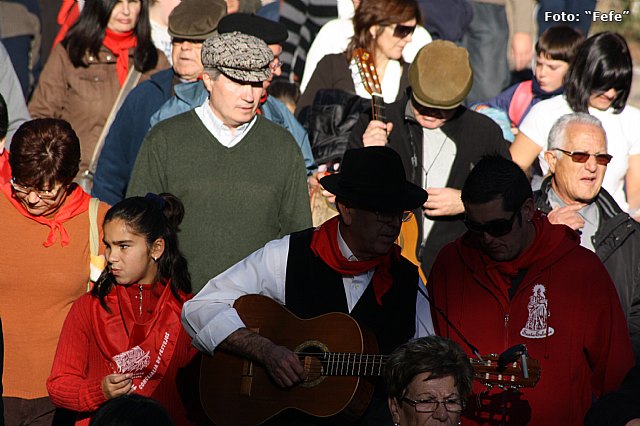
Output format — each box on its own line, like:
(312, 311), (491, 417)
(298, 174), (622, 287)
(348, 93), (510, 274)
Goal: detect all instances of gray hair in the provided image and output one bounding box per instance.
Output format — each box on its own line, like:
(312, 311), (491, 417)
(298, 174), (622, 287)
(547, 113), (607, 158)
(204, 67), (222, 81)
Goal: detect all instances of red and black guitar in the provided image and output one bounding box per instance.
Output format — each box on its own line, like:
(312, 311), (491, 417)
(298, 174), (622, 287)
(199, 295), (541, 426)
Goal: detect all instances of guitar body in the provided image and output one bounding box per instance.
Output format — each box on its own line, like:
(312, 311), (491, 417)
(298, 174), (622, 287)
(200, 295), (379, 426)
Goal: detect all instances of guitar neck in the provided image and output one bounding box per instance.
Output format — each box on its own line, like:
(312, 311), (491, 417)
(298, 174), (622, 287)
(372, 94), (386, 123)
(298, 352), (388, 377)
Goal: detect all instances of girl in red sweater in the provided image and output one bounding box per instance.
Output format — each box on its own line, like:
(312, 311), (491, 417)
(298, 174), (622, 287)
(48, 193), (197, 426)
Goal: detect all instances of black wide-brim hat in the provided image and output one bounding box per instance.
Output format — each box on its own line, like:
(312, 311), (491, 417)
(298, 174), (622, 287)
(320, 147), (428, 212)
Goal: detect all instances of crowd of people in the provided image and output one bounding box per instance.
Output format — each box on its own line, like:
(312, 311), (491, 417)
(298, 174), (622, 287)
(1, 0), (639, 425)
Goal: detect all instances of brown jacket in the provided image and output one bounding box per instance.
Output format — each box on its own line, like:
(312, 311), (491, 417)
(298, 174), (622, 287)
(28, 44), (170, 172)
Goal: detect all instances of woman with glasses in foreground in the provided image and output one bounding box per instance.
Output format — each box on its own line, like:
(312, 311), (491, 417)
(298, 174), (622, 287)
(0, 118), (110, 425)
(385, 336), (473, 426)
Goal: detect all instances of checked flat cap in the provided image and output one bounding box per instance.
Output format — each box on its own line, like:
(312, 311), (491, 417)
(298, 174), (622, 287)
(201, 32), (274, 82)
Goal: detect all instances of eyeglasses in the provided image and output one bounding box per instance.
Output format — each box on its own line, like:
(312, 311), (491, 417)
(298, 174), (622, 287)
(463, 208), (519, 238)
(410, 96), (455, 119)
(172, 37), (205, 45)
(392, 24), (416, 39)
(269, 59), (282, 71)
(375, 211), (414, 224)
(10, 179), (65, 201)
(401, 397), (464, 413)
(553, 148), (612, 166)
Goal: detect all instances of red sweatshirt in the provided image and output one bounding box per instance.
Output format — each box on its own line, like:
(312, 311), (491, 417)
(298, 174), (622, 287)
(427, 218), (634, 425)
(47, 288), (198, 426)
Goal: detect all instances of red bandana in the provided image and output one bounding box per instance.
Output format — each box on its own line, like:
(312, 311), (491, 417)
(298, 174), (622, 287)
(478, 211), (567, 298)
(310, 216), (400, 305)
(92, 281), (188, 396)
(102, 28), (137, 86)
(0, 183), (91, 247)
(0, 151), (11, 184)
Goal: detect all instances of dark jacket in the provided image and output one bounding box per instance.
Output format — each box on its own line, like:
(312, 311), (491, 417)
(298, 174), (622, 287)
(296, 52), (410, 116)
(534, 176), (640, 364)
(348, 93), (510, 274)
(92, 68), (175, 205)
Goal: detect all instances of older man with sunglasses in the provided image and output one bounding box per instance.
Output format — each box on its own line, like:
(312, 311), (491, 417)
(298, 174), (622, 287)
(427, 155), (633, 425)
(533, 112), (640, 364)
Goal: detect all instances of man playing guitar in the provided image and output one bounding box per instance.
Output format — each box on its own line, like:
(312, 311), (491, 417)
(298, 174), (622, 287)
(182, 146), (433, 425)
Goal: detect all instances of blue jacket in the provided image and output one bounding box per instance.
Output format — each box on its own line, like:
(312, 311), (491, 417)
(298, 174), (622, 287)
(150, 81), (316, 173)
(92, 68), (174, 205)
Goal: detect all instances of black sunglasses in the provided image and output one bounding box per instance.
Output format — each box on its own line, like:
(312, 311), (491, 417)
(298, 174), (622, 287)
(463, 209), (520, 238)
(393, 24), (416, 39)
(553, 148), (612, 166)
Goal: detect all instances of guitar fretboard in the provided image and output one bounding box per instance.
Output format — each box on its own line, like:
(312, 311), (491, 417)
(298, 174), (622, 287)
(297, 352), (388, 377)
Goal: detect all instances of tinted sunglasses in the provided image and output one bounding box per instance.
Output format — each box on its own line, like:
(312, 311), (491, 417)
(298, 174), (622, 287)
(553, 148), (612, 165)
(463, 209), (519, 238)
(393, 24), (416, 39)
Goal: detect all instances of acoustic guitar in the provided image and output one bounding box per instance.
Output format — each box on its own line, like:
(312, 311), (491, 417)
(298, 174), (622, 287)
(353, 48), (426, 283)
(199, 295), (541, 426)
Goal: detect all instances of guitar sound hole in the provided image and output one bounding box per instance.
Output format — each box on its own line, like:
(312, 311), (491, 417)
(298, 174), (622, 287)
(294, 341), (329, 388)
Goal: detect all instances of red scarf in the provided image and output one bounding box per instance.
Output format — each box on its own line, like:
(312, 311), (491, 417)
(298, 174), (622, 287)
(92, 281), (187, 396)
(102, 28), (137, 86)
(0, 183), (91, 247)
(476, 212), (568, 297)
(0, 151), (11, 184)
(256, 92), (269, 115)
(53, 0), (80, 49)
(310, 216), (400, 305)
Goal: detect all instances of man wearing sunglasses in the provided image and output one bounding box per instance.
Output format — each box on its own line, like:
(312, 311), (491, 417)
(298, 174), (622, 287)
(534, 112), (640, 364)
(427, 155), (633, 425)
(348, 40), (509, 276)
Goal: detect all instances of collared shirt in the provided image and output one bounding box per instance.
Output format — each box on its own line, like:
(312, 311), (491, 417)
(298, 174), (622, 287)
(548, 187), (599, 252)
(195, 98), (257, 148)
(181, 227), (434, 355)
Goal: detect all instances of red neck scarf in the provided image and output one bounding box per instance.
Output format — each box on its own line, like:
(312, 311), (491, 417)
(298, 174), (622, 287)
(0, 183), (91, 247)
(310, 216), (401, 305)
(256, 92), (268, 115)
(92, 281), (188, 396)
(102, 28), (137, 86)
(476, 211), (568, 297)
(53, 0), (80, 49)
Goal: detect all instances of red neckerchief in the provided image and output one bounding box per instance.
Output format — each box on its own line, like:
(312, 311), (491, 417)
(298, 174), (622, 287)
(475, 211), (567, 295)
(0, 151), (11, 184)
(0, 183), (91, 247)
(310, 216), (400, 305)
(92, 281), (188, 397)
(102, 29), (137, 86)
(53, 0), (79, 49)
(256, 92), (268, 115)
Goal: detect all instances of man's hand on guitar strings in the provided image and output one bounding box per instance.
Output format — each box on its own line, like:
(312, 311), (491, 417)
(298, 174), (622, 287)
(362, 120), (392, 147)
(220, 328), (306, 388)
(260, 343), (307, 388)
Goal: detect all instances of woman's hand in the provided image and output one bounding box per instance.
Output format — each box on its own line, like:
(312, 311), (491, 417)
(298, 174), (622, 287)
(101, 373), (133, 400)
(362, 120), (392, 147)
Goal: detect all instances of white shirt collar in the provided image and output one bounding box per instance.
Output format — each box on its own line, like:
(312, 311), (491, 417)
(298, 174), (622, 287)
(337, 222), (358, 261)
(195, 98), (257, 148)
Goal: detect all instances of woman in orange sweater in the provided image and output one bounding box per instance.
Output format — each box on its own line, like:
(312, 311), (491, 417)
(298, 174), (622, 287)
(48, 193), (197, 425)
(0, 118), (109, 426)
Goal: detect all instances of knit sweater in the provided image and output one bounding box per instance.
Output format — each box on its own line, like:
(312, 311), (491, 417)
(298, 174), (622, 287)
(0, 191), (109, 399)
(127, 111), (312, 292)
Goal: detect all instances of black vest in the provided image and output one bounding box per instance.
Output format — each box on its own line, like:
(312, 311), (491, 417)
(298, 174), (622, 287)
(285, 228), (418, 355)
